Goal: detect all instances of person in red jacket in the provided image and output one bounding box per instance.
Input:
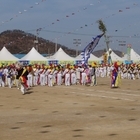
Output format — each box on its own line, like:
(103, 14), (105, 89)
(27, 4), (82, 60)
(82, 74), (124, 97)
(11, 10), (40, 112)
(111, 62), (121, 88)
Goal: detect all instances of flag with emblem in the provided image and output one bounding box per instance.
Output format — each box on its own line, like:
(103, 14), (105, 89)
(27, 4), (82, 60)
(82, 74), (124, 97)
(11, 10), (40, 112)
(81, 34), (103, 65)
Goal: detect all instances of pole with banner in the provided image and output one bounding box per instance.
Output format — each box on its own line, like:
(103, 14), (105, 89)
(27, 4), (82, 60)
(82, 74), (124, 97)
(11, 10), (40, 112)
(127, 44), (131, 63)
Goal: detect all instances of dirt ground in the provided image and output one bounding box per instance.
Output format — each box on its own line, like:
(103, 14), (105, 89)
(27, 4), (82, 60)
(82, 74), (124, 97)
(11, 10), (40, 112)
(0, 77), (140, 140)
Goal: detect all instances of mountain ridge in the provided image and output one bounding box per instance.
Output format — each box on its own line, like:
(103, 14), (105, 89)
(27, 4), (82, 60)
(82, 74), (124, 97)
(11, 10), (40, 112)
(0, 29), (123, 57)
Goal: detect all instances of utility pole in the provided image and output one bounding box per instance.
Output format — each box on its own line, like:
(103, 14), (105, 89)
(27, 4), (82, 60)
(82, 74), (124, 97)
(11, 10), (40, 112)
(55, 38), (57, 53)
(34, 28), (42, 52)
(127, 44), (131, 61)
(118, 40), (126, 57)
(73, 39), (81, 56)
(105, 35), (110, 52)
(104, 35), (112, 64)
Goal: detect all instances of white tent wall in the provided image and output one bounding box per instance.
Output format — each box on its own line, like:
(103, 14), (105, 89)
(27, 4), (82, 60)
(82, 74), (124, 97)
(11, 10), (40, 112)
(20, 47), (48, 64)
(0, 46), (19, 63)
(99, 49), (124, 63)
(130, 48), (140, 62)
(75, 53), (101, 64)
(47, 48), (75, 65)
(122, 48), (140, 63)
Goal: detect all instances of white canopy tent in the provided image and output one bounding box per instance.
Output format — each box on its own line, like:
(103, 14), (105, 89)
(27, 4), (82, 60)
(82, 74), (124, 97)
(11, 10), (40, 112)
(47, 48), (75, 61)
(0, 46), (19, 61)
(100, 48), (124, 62)
(20, 47), (47, 61)
(122, 48), (140, 62)
(75, 53), (101, 61)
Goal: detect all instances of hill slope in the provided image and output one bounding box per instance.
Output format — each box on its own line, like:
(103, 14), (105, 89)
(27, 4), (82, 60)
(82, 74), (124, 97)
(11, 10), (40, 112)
(0, 29), (123, 57)
(0, 29), (76, 56)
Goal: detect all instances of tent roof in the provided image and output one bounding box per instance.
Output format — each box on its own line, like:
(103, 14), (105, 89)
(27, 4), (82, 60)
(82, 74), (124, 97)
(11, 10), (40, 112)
(20, 47), (47, 61)
(122, 48), (140, 61)
(75, 53), (101, 61)
(47, 48), (75, 60)
(109, 51), (124, 61)
(100, 49), (124, 61)
(0, 46), (19, 61)
(130, 48), (140, 61)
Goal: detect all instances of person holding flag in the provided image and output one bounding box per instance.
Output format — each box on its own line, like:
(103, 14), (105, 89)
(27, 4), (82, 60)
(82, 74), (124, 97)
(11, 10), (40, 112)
(15, 62), (29, 94)
(90, 62), (97, 86)
(81, 33), (104, 66)
(97, 19), (121, 88)
(111, 62), (121, 88)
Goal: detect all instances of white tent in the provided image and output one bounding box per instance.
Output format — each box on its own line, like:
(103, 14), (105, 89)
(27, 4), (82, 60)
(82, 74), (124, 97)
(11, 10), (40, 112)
(47, 48), (75, 61)
(0, 46), (19, 61)
(20, 47), (47, 61)
(122, 48), (140, 62)
(75, 53), (101, 61)
(100, 49), (124, 62)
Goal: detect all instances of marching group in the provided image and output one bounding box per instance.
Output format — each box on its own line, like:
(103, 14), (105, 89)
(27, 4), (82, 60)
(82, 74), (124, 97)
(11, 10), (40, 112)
(0, 62), (140, 94)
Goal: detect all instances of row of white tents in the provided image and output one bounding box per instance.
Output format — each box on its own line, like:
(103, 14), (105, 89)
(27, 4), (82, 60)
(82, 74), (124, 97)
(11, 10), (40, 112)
(0, 46), (140, 64)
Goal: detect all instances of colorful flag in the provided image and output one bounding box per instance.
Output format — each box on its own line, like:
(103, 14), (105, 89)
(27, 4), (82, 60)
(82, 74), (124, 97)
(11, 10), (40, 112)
(81, 34), (103, 65)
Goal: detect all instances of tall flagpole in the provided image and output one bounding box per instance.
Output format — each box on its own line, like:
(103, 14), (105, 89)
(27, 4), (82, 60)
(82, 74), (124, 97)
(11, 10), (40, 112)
(55, 38), (57, 53)
(104, 35), (112, 65)
(97, 19), (113, 65)
(73, 39), (81, 57)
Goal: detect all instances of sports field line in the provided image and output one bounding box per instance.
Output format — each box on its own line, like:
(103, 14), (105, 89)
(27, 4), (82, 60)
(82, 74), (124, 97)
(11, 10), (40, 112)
(56, 86), (140, 97)
(70, 91), (135, 102)
(54, 86), (137, 102)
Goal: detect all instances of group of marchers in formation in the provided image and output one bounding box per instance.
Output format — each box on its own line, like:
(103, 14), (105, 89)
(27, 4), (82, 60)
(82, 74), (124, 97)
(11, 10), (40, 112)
(0, 61), (140, 94)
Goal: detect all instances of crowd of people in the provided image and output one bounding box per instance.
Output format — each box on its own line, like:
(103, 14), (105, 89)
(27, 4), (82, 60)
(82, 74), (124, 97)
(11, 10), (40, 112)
(0, 61), (140, 94)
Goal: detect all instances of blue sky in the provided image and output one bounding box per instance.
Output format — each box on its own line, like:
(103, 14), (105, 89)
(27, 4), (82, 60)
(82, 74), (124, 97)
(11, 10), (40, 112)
(0, 0), (140, 54)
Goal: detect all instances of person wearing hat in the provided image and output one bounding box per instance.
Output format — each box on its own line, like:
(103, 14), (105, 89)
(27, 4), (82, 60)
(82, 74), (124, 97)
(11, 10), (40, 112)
(38, 64), (46, 86)
(90, 62), (97, 86)
(63, 64), (71, 86)
(75, 65), (81, 85)
(33, 64), (40, 86)
(70, 65), (76, 85)
(81, 66), (87, 86)
(48, 66), (54, 87)
(15, 62), (29, 94)
(0, 66), (5, 87)
(56, 66), (63, 86)
(6, 65), (15, 88)
(3, 65), (9, 86)
(111, 61), (121, 88)
(27, 65), (34, 87)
